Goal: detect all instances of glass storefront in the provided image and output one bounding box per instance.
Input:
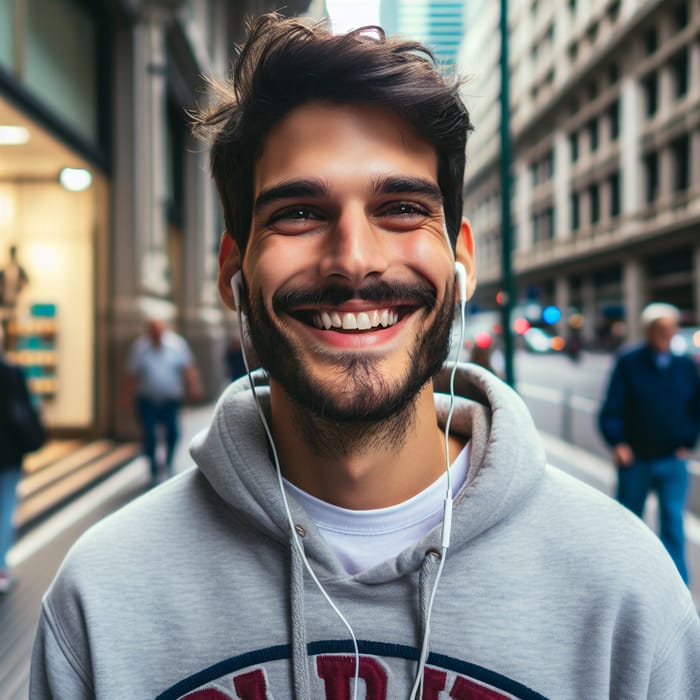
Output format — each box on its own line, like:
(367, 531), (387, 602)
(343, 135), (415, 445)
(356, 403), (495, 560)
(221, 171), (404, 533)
(0, 96), (106, 431)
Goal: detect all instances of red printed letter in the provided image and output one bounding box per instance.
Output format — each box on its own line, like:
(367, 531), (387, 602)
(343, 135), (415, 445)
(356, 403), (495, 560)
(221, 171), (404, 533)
(316, 655), (388, 700)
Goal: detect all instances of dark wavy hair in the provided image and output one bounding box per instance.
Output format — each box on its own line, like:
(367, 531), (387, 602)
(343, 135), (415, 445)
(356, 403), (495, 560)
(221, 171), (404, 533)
(193, 13), (473, 254)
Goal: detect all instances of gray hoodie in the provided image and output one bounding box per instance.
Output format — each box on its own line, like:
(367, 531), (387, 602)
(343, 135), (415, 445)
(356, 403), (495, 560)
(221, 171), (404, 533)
(30, 365), (700, 699)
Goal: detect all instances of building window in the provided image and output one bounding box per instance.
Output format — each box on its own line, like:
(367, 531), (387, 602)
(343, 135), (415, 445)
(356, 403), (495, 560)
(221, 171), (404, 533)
(609, 172), (621, 218)
(644, 151), (659, 203)
(671, 49), (689, 99)
(674, 1), (689, 30)
(569, 131), (579, 162)
(607, 0), (621, 23)
(671, 135), (690, 192)
(530, 161), (539, 187)
(587, 22), (598, 45)
(643, 73), (658, 117)
(546, 206), (555, 239)
(608, 62), (619, 86)
(607, 100), (619, 141)
(588, 119), (598, 152)
(645, 28), (657, 55)
(571, 191), (580, 231)
(544, 149), (554, 180)
(589, 184), (600, 224)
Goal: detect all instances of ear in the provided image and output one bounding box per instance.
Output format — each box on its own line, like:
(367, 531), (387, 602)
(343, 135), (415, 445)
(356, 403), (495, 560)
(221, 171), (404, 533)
(455, 218), (476, 300)
(217, 232), (243, 310)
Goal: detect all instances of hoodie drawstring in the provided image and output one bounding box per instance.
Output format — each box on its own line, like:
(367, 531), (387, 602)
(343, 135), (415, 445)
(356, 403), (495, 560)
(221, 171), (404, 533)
(290, 536), (311, 699)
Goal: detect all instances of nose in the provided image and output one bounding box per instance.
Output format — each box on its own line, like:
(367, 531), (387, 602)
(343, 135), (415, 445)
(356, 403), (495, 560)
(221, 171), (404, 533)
(317, 204), (390, 284)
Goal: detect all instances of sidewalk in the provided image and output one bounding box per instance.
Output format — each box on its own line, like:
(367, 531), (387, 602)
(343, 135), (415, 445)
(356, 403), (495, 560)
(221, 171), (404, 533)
(540, 431), (700, 607)
(0, 402), (217, 700)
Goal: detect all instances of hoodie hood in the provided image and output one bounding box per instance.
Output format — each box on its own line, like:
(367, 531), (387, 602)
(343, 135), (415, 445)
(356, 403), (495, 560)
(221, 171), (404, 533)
(191, 363), (546, 582)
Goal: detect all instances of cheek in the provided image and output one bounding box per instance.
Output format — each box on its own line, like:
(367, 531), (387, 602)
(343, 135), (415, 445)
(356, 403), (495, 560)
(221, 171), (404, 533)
(391, 236), (453, 290)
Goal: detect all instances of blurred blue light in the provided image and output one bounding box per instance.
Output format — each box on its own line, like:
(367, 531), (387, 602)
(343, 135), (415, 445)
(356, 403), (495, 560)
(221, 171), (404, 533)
(542, 305), (561, 325)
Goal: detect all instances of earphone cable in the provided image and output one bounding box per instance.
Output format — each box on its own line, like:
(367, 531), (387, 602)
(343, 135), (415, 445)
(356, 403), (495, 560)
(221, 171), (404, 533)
(236, 299), (361, 700)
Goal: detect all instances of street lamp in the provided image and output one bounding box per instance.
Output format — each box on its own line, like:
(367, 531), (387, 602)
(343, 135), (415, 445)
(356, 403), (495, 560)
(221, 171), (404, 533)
(499, 0), (516, 388)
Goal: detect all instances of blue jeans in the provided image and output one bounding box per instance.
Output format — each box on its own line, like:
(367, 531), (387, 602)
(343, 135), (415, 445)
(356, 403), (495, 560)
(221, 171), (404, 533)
(0, 466), (22, 570)
(617, 456), (689, 582)
(135, 397), (181, 480)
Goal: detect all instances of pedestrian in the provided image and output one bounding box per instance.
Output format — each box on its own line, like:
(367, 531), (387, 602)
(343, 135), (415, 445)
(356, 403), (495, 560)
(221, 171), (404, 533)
(598, 302), (700, 583)
(120, 316), (203, 485)
(0, 324), (44, 593)
(31, 15), (700, 699)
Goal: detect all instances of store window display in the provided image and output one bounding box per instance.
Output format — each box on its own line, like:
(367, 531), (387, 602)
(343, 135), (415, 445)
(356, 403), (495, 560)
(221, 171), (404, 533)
(0, 245), (29, 319)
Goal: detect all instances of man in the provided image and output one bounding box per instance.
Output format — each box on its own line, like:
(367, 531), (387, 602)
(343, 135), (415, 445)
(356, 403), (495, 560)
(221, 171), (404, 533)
(121, 316), (203, 484)
(599, 302), (700, 583)
(31, 15), (700, 699)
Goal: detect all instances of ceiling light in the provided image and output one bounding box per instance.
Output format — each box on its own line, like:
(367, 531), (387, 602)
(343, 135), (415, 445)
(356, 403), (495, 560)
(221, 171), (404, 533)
(59, 167), (92, 191)
(0, 125), (30, 145)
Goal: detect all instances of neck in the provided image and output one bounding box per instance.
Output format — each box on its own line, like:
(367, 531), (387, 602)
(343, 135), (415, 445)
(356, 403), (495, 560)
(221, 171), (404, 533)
(269, 381), (464, 510)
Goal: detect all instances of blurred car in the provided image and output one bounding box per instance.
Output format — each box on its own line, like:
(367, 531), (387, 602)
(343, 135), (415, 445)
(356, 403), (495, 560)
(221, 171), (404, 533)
(671, 326), (700, 366)
(523, 327), (566, 354)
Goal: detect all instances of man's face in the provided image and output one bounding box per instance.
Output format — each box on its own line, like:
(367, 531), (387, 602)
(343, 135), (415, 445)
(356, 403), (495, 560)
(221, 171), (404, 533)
(239, 102), (458, 421)
(648, 317), (677, 353)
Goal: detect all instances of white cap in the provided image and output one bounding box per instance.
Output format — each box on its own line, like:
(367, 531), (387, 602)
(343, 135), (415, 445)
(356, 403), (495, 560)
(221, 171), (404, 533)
(640, 302), (680, 329)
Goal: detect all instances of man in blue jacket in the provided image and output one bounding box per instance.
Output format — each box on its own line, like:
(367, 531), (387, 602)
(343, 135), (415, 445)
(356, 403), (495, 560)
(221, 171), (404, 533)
(599, 302), (700, 582)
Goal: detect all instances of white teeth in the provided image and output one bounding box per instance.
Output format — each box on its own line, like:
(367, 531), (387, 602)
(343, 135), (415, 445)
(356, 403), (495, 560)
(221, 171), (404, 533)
(342, 313), (358, 329)
(357, 312), (371, 330)
(311, 309), (401, 330)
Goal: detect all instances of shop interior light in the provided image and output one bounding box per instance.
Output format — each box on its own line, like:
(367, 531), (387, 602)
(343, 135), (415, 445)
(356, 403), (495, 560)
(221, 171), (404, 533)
(59, 167), (92, 192)
(0, 125), (30, 145)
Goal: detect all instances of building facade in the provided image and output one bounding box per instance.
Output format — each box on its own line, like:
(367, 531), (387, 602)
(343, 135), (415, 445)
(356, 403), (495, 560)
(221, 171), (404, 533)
(460, 0), (700, 346)
(0, 0), (312, 440)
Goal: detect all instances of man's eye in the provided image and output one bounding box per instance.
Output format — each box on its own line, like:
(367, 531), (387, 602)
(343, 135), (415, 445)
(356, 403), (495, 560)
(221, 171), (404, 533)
(269, 206), (320, 223)
(380, 202), (430, 217)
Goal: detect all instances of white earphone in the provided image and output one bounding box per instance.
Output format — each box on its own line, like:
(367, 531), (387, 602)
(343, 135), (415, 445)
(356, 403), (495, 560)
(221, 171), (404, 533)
(231, 270), (243, 309)
(454, 261), (467, 303)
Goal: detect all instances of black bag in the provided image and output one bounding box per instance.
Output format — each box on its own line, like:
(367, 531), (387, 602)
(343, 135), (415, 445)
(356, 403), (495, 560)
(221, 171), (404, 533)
(6, 395), (46, 453)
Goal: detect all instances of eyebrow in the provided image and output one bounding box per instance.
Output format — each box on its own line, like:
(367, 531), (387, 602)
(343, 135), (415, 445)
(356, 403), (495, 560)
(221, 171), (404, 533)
(253, 178), (328, 214)
(371, 175), (443, 204)
(253, 174), (444, 214)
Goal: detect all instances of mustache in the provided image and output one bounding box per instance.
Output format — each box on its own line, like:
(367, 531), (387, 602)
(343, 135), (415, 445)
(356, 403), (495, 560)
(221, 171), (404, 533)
(273, 280), (438, 313)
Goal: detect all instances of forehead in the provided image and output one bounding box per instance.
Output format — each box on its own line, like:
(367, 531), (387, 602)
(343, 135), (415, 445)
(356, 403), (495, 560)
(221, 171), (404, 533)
(254, 101), (438, 194)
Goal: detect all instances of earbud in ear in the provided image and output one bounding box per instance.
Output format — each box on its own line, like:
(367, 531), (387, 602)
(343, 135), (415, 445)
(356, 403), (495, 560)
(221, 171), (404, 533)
(454, 261), (467, 303)
(230, 271), (243, 309)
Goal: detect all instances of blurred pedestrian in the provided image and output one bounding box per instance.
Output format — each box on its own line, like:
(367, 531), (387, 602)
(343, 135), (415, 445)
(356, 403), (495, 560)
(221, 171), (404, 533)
(0, 324), (44, 592)
(598, 302), (700, 583)
(120, 316), (203, 485)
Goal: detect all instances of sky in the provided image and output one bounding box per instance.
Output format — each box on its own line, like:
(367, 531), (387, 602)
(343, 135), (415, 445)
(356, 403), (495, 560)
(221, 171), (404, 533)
(325, 0), (381, 33)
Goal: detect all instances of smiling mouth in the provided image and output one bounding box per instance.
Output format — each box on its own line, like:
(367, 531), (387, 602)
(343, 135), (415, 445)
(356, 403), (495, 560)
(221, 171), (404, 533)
(287, 306), (414, 332)
(312, 308), (400, 331)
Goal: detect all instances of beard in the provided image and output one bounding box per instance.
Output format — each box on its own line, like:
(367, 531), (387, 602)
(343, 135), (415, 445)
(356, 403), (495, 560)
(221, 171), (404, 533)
(244, 278), (455, 456)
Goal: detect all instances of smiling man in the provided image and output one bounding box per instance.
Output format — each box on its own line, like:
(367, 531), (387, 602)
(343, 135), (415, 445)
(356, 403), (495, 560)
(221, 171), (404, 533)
(31, 14), (700, 700)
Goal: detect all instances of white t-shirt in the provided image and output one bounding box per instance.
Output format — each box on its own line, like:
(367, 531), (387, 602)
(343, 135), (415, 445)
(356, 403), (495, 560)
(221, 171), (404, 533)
(285, 443), (470, 574)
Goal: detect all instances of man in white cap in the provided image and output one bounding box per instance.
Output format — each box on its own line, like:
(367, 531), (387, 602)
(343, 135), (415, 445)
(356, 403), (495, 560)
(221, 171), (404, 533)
(599, 302), (700, 582)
